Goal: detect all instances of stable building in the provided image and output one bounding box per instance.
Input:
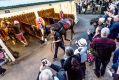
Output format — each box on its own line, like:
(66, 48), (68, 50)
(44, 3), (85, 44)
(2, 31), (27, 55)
(0, 0), (77, 62)
(0, 0), (77, 23)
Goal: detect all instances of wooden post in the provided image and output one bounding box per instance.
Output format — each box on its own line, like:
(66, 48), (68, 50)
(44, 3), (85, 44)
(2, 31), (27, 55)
(72, 1), (77, 23)
(0, 39), (15, 62)
(34, 10), (39, 18)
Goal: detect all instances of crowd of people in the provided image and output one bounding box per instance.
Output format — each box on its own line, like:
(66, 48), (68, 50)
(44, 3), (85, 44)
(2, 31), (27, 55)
(37, 27), (118, 80)
(77, 0), (118, 14)
(0, 1), (119, 80)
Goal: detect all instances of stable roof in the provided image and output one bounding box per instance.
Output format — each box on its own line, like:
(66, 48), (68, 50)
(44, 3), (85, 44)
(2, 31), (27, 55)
(0, 0), (68, 9)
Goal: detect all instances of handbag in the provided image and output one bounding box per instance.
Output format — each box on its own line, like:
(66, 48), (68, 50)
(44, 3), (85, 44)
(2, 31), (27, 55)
(87, 53), (94, 62)
(87, 49), (95, 62)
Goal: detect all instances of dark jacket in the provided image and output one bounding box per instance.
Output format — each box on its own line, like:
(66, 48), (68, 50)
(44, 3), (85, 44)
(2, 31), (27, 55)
(112, 49), (119, 72)
(112, 63), (119, 73)
(90, 38), (116, 61)
(113, 49), (119, 64)
(63, 55), (83, 80)
(109, 22), (119, 39)
(50, 64), (67, 80)
(113, 73), (119, 80)
(37, 64), (66, 80)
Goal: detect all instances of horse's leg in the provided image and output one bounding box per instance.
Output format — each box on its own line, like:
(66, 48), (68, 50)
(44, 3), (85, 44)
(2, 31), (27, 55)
(71, 25), (74, 40)
(64, 30), (70, 41)
(8, 33), (16, 45)
(43, 27), (49, 42)
(39, 29), (46, 43)
(41, 29), (45, 41)
(64, 32), (67, 40)
(71, 30), (73, 40)
(3, 30), (8, 41)
(71, 26), (74, 34)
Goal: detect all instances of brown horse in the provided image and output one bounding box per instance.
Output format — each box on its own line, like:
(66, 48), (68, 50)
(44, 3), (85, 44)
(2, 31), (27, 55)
(20, 22), (51, 43)
(0, 19), (48, 45)
(18, 22), (42, 39)
(46, 18), (75, 40)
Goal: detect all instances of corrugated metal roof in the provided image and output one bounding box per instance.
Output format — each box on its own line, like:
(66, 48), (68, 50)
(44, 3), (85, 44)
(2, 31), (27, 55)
(0, 0), (68, 9)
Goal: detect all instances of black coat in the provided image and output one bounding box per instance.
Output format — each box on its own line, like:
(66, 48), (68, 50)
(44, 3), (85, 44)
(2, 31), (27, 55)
(113, 73), (119, 80)
(37, 64), (67, 80)
(63, 55), (83, 80)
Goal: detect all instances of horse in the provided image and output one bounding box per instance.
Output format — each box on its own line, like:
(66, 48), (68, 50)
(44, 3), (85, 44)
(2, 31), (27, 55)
(46, 18), (75, 41)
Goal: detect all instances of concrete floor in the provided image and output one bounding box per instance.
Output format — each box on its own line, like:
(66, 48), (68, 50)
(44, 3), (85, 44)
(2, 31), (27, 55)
(0, 14), (115, 80)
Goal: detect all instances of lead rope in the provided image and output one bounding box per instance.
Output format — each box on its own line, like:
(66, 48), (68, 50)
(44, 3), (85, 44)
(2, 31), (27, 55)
(51, 37), (55, 54)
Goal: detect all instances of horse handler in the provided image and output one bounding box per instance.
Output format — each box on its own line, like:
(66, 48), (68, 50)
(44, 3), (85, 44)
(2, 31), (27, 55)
(13, 20), (28, 46)
(35, 17), (47, 42)
(51, 28), (65, 60)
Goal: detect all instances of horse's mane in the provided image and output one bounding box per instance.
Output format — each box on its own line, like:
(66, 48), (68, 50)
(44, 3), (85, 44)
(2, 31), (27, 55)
(51, 23), (61, 28)
(59, 18), (73, 23)
(20, 21), (32, 27)
(46, 18), (74, 30)
(46, 23), (60, 28)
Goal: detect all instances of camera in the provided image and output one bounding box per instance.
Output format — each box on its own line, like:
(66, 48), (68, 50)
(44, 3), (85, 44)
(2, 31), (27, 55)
(41, 58), (47, 66)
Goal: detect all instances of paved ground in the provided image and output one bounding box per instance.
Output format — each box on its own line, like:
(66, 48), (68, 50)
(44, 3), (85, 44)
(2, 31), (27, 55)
(0, 14), (115, 80)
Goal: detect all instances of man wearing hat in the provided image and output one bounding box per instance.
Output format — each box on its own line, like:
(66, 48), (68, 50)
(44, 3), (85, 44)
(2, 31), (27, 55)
(91, 27), (116, 78)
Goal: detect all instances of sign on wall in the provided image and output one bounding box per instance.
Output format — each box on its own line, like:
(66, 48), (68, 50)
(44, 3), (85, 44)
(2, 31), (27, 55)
(5, 10), (10, 14)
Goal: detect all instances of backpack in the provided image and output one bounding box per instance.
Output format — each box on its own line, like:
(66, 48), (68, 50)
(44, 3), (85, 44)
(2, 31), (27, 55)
(71, 55), (81, 71)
